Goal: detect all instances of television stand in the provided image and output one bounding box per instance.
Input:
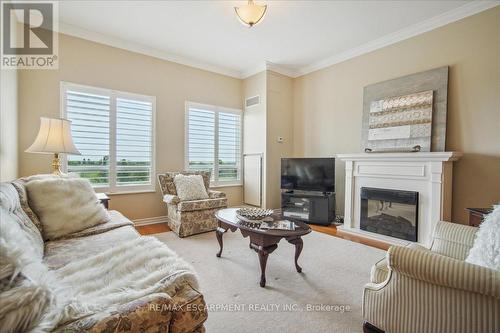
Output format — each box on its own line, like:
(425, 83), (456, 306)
(281, 191), (335, 225)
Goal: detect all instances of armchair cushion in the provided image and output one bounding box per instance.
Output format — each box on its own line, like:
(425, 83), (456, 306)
(174, 174), (209, 201)
(158, 172), (210, 196)
(177, 197), (227, 212)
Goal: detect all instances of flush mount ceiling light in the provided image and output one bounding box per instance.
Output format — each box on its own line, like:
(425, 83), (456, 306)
(235, 0), (267, 27)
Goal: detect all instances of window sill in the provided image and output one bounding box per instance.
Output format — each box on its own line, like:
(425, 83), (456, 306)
(97, 189), (157, 196)
(210, 183), (243, 189)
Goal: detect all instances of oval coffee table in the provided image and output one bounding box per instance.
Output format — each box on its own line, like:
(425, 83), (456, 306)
(215, 208), (311, 287)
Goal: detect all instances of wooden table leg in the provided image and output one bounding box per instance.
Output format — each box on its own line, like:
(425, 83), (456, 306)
(250, 243), (278, 287)
(216, 227), (226, 257)
(287, 237), (304, 273)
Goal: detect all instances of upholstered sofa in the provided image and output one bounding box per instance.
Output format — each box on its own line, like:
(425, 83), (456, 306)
(0, 177), (207, 332)
(363, 221), (500, 333)
(158, 171), (227, 238)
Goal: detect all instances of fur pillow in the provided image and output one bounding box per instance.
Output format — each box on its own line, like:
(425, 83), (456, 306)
(466, 205), (500, 271)
(26, 177), (110, 240)
(173, 174), (209, 201)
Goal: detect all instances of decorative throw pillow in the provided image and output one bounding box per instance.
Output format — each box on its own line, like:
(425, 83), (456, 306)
(173, 174), (209, 201)
(26, 177), (110, 240)
(465, 205), (500, 271)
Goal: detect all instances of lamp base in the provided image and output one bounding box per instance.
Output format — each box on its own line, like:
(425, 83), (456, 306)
(52, 153), (62, 175)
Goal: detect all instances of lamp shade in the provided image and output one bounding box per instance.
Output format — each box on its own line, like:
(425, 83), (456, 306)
(235, 0), (267, 27)
(26, 117), (81, 155)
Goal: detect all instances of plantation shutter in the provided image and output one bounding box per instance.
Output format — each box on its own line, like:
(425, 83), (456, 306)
(186, 106), (215, 177)
(185, 102), (242, 185)
(116, 97), (154, 186)
(66, 90), (111, 186)
(218, 112), (241, 182)
(63, 82), (155, 192)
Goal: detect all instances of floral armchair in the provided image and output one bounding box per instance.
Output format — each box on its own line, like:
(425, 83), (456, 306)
(158, 171), (227, 237)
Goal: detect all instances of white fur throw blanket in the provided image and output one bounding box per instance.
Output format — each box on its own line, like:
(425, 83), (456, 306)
(466, 205), (500, 271)
(51, 236), (199, 328)
(1, 210), (199, 332)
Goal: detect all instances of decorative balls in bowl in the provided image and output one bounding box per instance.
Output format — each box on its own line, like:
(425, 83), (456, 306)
(236, 208), (274, 220)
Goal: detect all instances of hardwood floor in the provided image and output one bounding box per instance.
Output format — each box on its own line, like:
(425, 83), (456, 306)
(136, 223), (170, 235)
(309, 224), (390, 251)
(136, 222), (390, 250)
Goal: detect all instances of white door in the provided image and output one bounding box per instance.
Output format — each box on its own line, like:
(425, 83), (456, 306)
(243, 154), (262, 207)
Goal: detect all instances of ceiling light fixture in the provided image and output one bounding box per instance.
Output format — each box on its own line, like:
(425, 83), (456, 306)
(235, 0), (267, 27)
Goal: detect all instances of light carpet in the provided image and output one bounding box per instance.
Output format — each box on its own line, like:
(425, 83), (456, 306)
(155, 230), (385, 333)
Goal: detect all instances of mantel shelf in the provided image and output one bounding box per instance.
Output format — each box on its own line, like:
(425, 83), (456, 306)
(336, 151), (462, 162)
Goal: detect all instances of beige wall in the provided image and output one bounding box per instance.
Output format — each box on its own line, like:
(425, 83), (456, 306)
(242, 71), (267, 206)
(293, 7), (500, 224)
(266, 71), (294, 209)
(241, 70), (294, 209)
(1, 69), (18, 181)
(18, 33), (243, 220)
(15, 7), (500, 222)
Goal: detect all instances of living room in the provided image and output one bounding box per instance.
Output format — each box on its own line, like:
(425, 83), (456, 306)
(1, 1), (499, 333)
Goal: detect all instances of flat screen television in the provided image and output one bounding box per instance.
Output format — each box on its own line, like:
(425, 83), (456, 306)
(281, 158), (335, 192)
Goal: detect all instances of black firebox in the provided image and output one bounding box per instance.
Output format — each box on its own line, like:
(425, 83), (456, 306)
(360, 187), (419, 242)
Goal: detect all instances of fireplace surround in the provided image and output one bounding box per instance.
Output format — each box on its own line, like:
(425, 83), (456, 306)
(337, 152), (461, 246)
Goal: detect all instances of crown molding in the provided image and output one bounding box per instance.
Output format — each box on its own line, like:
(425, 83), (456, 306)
(296, 1), (499, 77)
(57, 22), (243, 79)
(56, 1), (498, 80)
(240, 62), (267, 79)
(240, 61), (299, 79)
(265, 62), (299, 78)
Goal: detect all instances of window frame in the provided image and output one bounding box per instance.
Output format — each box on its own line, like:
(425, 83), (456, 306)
(185, 101), (243, 187)
(60, 81), (156, 194)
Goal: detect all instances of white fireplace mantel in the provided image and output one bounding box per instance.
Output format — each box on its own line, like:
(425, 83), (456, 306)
(337, 152), (462, 246)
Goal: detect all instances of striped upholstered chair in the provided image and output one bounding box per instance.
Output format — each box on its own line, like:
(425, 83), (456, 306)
(363, 221), (500, 333)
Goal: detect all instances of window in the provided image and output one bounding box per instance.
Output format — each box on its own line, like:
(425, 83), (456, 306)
(61, 82), (155, 193)
(185, 102), (242, 186)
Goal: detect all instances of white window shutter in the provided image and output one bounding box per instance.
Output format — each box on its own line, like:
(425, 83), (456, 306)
(116, 98), (154, 187)
(66, 90), (111, 186)
(63, 82), (155, 192)
(186, 102), (242, 186)
(186, 107), (215, 177)
(218, 112), (241, 182)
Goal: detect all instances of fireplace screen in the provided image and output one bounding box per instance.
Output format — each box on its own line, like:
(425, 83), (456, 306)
(360, 187), (418, 242)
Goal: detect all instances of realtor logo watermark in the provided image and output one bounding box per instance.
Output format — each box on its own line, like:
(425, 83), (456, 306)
(1, 1), (58, 69)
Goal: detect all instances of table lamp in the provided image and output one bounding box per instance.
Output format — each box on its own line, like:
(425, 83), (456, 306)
(26, 117), (81, 175)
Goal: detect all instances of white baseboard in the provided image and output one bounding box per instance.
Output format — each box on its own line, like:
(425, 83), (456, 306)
(133, 215), (168, 226)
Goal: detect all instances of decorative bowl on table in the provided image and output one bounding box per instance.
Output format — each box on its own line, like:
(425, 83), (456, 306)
(236, 208), (274, 221)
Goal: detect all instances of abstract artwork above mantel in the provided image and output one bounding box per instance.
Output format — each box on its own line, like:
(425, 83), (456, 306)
(368, 90), (433, 151)
(361, 66), (449, 152)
